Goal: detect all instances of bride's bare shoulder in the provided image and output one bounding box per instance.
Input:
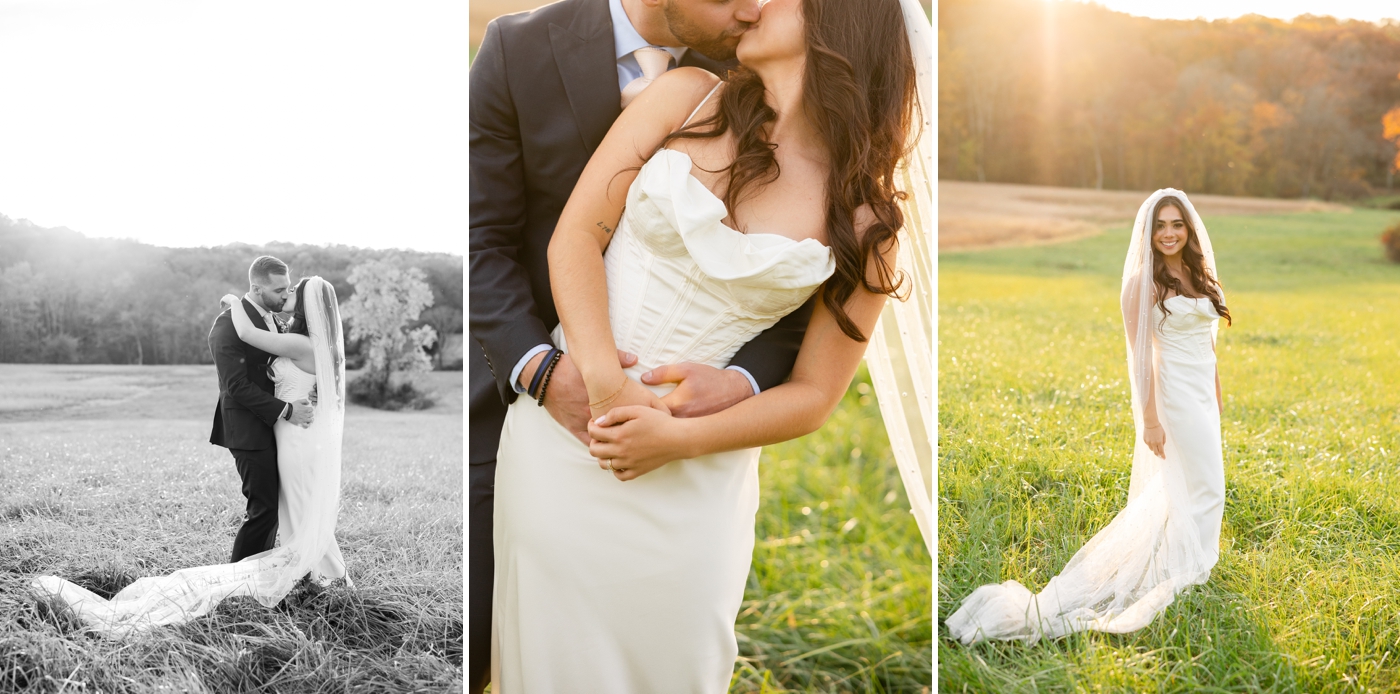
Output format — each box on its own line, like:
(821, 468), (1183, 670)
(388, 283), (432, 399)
(625, 68), (722, 131)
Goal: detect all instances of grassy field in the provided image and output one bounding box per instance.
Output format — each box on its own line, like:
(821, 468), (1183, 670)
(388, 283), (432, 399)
(735, 366), (933, 693)
(939, 206), (1400, 692)
(0, 365), (462, 692)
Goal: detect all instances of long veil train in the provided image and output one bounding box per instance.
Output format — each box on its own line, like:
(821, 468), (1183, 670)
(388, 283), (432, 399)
(31, 277), (349, 636)
(945, 189), (1223, 643)
(868, 0), (933, 556)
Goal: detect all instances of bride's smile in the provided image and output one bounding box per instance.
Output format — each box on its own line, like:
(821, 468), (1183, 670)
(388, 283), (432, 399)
(1153, 204), (1189, 257)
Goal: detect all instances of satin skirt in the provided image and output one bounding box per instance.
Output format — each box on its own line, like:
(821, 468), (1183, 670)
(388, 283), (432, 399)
(492, 397), (760, 693)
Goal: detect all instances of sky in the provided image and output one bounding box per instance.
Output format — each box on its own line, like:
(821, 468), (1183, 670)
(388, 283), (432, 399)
(1089, 0), (1398, 23)
(0, 1), (467, 255)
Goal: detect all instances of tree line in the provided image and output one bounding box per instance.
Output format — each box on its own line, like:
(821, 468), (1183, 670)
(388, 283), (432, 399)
(939, 0), (1400, 200)
(0, 214), (462, 366)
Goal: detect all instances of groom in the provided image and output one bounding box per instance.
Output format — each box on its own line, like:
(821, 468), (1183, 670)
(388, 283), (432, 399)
(208, 255), (314, 563)
(469, 0), (812, 689)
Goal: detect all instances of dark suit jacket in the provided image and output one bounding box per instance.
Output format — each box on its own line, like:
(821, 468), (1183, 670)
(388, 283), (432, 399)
(468, 0), (814, 465)
(209, 298), (287, 451)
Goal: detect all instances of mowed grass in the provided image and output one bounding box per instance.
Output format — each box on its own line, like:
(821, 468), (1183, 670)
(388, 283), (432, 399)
(734, 366), (933, 693)
(0, 365), (462, 692)
(939, 208), (1400, 692)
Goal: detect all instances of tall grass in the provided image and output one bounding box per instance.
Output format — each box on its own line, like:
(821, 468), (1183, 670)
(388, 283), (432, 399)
(0, 366), (462, 693)
(734, 366), (933, 693)
(939, 209), (1400, 692)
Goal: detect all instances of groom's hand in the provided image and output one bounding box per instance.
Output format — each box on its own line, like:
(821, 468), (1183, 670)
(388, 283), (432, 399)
(533, 350), (638, 446)
(288, 399), (314, 428)
(642, 363), (754, 418)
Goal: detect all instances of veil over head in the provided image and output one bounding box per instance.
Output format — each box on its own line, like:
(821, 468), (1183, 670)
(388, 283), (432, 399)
(944, 190), (1226, 644)
(30, 276), (350, 635)
(303, 276), (346, 429)
(1121, 188), (1220, 502)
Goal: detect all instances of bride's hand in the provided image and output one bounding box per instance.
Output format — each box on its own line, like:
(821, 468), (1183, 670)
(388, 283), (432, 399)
(1143, 423), (1166, 458)
(220, 293), (240, 311)
(588, 406), (694, 481)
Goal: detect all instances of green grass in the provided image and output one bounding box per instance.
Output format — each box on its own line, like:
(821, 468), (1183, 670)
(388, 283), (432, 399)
(0, 365), (462, 693)
(939, 209), (1400, 692)
(734, 366), (933, 693)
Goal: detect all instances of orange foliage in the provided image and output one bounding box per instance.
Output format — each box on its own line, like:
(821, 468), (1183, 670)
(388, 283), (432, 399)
(1385, 107), (1400, 172)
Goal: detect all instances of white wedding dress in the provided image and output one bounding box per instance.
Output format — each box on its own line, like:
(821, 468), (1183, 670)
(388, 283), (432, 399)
(490, 147), (835, 692)
(33, 280), (350, 636)
(946, 294), (1224, 642)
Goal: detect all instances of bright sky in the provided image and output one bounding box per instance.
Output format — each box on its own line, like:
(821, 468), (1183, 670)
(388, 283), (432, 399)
(1089, 0), (1398, 23)
(0, 1), (467, 255)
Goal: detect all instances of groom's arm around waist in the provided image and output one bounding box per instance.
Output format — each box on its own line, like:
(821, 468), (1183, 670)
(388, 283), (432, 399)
(209, 312), (287, 426)
(728, 295), (817, 392)
(469, 17), (555, 403)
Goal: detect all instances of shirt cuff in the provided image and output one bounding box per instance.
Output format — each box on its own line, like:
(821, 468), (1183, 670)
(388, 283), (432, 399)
(280, 403), (291, 421)
(510, 344), (554, 394)
(725, 365), (761, 396)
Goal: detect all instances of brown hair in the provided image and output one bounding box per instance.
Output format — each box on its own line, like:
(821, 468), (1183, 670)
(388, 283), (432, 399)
(660, 0), (918, 341)
(248, 255), (289, 286)
(1151, 196), (1231, 326)
(287, 277), (313, 336)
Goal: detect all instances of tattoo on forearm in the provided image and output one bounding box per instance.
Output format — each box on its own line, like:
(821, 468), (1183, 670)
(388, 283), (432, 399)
(596, 221), (614, 235)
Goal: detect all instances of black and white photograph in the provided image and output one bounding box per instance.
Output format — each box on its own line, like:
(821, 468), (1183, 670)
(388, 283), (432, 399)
(1, 2), (466, 690)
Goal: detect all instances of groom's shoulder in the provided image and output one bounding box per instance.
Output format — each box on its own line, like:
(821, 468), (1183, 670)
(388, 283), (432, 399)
(210, 308), (235, 334)
(489, 0), (585, 39)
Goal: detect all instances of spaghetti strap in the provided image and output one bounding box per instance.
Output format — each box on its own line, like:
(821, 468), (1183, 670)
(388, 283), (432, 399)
(681, 82), (722, 128)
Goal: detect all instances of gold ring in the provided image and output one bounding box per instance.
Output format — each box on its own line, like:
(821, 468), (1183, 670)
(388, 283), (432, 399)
(605, 460), (615, 472)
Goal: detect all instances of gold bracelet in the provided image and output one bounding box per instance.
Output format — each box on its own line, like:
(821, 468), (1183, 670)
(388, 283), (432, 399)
(588, 376), (629, 408)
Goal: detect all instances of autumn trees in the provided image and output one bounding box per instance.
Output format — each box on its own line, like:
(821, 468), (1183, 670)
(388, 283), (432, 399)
(0, 215), (462, 366)
(939, 0), (1400, 200)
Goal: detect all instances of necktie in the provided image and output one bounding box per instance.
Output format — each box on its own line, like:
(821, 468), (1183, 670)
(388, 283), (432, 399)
(621, 46), (673, 109)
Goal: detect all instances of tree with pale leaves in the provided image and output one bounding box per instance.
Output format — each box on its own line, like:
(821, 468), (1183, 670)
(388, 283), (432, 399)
(341, 259), (438, 394)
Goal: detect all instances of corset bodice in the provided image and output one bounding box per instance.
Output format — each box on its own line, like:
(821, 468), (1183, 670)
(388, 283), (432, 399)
(270, 357), (317, 402)
(553, 148), (836, 373)
(1152, 295), (1219, 364)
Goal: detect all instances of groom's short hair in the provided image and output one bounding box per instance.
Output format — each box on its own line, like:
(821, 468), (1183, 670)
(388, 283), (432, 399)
(249, 256), (289, 286)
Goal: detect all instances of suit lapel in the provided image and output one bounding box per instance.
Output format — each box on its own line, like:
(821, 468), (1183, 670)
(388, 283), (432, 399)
(241, 298), (272, 332)
(550, 0), (621, 153)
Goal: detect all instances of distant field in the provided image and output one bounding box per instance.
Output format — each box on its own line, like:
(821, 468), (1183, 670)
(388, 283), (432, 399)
(939, 198), (1400, 691)
(0, 366), (462, 692)
(939, 180), (1349, 251)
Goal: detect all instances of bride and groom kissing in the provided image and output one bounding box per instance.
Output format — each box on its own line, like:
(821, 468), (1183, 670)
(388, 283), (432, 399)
(32, 255), (352, 633)
(469, 0), (928, 691)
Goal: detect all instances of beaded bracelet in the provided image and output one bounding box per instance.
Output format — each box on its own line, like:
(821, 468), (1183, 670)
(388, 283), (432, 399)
(534, 349), (564, 406)
(526, 347), (559, 398)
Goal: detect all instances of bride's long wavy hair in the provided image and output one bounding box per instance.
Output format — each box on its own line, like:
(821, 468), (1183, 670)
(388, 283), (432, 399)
(1150, 196), (1231, 326)
(286, 278), (313, 336)
(659, 0), (918, 341)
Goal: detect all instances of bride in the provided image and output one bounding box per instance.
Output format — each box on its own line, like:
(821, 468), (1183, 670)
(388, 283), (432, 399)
(490, 0), (923, 691)
(31, 277), (349, 635)
(946, 189), (1231, 643)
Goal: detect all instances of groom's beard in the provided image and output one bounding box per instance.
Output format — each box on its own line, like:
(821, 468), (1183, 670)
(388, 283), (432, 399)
(664, 5), (747, 61)
(250, 291), (287, 313)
